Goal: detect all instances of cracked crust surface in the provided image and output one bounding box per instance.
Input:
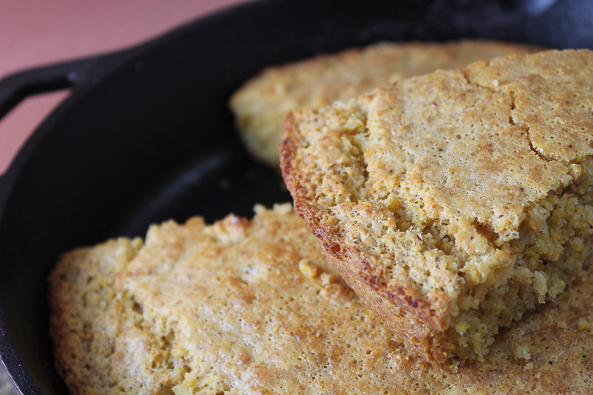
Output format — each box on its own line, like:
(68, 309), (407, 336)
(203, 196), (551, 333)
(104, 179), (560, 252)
(281, 49), (593, 363)
(49, 206), (593, 393)
(230, 40), (542, 167)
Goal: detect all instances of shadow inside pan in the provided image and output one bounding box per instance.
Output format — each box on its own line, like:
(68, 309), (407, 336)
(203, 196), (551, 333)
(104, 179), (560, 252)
(112, 148), (291, 238)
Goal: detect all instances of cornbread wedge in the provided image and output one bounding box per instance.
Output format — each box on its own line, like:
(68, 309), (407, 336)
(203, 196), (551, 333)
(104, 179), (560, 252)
(49, 205), (593, 393)
(281, 49), (593, 363)
(230, 40), (542, 167)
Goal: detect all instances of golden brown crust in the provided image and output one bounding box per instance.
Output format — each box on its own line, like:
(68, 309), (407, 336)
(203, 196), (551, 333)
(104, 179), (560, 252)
(327, 253), (455, 365)
(48, 237), (143, 395)
(281, 49), (593, 362)
(233, 40), (543, 167)
(49, 206), (593, 393)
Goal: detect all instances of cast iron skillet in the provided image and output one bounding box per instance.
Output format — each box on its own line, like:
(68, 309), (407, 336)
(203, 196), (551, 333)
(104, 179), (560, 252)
(0, 0), (592, 393)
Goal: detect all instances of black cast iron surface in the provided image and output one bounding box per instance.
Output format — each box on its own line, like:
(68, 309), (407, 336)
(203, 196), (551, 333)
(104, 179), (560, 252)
(0, 0), (592, 393)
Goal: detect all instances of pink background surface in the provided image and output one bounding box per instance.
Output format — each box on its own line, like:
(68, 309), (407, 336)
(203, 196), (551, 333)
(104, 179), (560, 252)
(0, 0), (250, 175)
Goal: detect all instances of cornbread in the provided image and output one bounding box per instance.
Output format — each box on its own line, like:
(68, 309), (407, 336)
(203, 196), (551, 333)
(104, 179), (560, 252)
(281, 49), (593, 363)
(49, 206), (593, 393)
(230, 40), (542, 167)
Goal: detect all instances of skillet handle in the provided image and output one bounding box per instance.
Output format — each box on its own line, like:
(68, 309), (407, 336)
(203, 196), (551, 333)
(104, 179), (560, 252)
(0, 58), (83, 120)
(0, 49), (139, 120)
(0, 48), (140, 203)
(0, 57), (96, 208)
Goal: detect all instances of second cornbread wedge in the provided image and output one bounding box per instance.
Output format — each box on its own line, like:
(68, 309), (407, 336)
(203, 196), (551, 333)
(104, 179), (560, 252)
(281, 49), (593, 364)
(230, 40), (542, 167)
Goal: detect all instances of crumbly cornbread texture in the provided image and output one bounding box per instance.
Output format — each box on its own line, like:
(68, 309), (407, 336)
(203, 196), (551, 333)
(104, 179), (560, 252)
(230, 40), (542, 167)
(281, 49), (593, 363)
(49, 206), (593, 393)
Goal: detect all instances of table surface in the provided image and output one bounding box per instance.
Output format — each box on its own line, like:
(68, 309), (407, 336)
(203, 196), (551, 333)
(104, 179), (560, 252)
(0, 0), (249, 392)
